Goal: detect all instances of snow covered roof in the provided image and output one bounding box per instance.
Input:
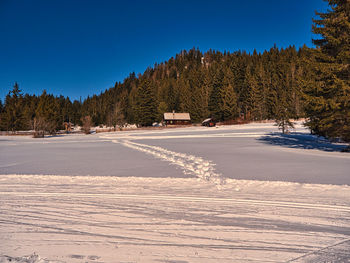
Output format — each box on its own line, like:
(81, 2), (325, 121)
(164, 112), (191, 121)
(202, 118), (212, 123)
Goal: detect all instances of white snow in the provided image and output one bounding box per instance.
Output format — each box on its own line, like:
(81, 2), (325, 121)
(1, 121), (350, 262)
(115, 140), (223, 185)
(1, 175), (350, 262)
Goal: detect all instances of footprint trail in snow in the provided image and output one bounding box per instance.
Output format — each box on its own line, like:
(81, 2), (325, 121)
(112, 139), (225, 186)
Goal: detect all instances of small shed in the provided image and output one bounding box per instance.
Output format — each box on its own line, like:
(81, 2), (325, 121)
(63, 122), (74, 132)
(163, 111), (191, 125)
(202, 118), (216, 127)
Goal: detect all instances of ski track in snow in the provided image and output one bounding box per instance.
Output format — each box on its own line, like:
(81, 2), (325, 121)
(2, 191), (350, 213)
(2, 123), (350, 262)
(1, 175), (350, 263)
(113, 139), (225, 186)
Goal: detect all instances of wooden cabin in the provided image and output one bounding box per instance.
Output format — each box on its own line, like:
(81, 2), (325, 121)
(163, 112), (191, 126)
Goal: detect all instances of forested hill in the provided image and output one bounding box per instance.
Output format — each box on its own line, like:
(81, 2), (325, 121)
(0, 45), (314, 131)
(83, 45), (312, 126)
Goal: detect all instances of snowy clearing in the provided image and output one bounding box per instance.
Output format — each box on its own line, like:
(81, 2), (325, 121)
(1, 122), (350, 262)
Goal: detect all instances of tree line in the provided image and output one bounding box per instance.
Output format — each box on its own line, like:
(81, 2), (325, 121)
(0, 84), (81, 135)
(0, 0), (348, 142)
(0, 45), (309, 130)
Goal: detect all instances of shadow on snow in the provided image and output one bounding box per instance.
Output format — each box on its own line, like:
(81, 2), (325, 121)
(257, 132), (348, 152)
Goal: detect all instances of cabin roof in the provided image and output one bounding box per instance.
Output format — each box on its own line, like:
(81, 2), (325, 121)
(164, 112), (191, 121)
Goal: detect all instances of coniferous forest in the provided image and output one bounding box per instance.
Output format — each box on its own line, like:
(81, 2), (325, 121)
(0, 0), (349, 142)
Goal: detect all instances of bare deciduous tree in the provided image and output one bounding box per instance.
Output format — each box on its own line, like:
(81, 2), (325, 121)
(81, 116), (92, 134)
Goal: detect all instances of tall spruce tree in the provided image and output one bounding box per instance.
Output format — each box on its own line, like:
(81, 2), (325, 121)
(208, 66), (224, 120)
(219, 84), (238, 121)
(35, 90), (61, 135)
(1, 83), (25, 132)
(304, 0), (350, 142)
(134, 79), (158, 126)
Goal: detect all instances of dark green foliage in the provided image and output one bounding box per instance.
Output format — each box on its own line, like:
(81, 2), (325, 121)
(0, 84), (79, 135)
(157, 101), (168, 122)
(1, 45), (314, 130)
(219, 84), (238, 120)
(134, 79), (158, 126)
(208, 67), (225, 120)
(35, 90), (61, 135)
(304, 0), (350, 142)
(275, 103), (295, 134)
(1, 83), (26, 132)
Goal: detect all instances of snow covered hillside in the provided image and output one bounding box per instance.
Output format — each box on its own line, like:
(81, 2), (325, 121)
(1, 122), (349, 262)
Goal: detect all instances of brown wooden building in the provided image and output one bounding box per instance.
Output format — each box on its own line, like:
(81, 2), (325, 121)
(163, 112), (191, 125)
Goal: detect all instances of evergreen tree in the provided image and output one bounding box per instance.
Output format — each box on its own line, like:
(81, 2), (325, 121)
(179, 79), (192, 113)
(208, 66), (224, 120)
(219, 84), (238, 121)
(188, 85), (206, 122)
(254, 62), (268, 120)
(35, 90), (60, 135)
(134, 79), (158, 126)
(208, 67), (238, 121)
(304, 0), (350, 142)
(157, 101), (168, 122)
(72, 100), (82, 125)
(22, 94), (38, 130)
(275, 102), (295, 134)
(166, 81), (180, 112)
(1, 83), (25, 132)
(244, 64), (264, 120)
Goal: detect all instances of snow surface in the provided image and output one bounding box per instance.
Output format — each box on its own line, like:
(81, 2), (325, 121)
(1, 121), (350, 262)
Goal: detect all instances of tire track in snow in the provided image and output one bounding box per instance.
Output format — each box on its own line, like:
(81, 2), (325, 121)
(113, 139), (225, 186)
(1, 191), (350, 212)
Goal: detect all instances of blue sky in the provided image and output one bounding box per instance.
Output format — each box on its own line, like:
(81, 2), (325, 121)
(0, 0), (329, 101)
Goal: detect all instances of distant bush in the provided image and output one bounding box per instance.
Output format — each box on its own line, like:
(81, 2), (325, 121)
(81, 116), (92, 134)
(33, 117), (57, 138)
(33, 131), (44, 138)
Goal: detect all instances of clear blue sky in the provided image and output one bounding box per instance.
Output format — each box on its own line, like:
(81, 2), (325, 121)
(0, 0), (328, 102)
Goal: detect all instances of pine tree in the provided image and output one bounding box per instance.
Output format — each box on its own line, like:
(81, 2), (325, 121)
(1, 83), (25, 132)
(35, 90), (60, 135)
(157, 101), (168, 122)
(208, 66), (224, 120)
(254, 62), (269, 120)
(219, 84), (238, 121)
(304, 0), (350, 142)
(166, 81), (180, 112)
(244, 64), (265, 120)
(274, 56), (295, 134)
(179, 79), (192, 113)
(134, 79), (158, 126)
(22, 94), (38, 130)
(275, 102), (295, 134)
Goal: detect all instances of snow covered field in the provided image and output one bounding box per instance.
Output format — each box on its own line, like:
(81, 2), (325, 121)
(1, 122), (350, 262)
